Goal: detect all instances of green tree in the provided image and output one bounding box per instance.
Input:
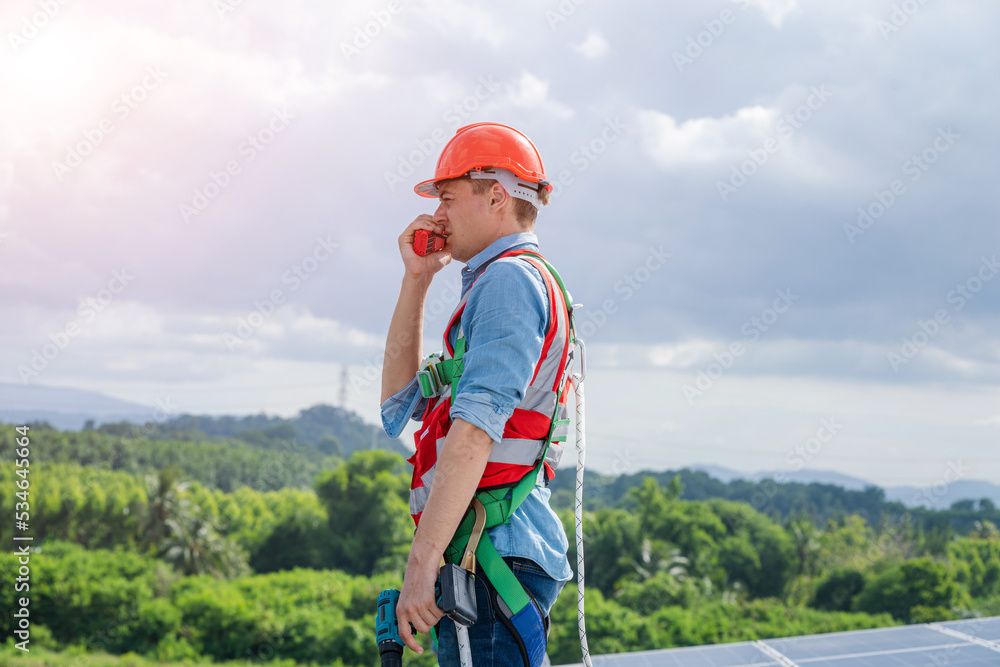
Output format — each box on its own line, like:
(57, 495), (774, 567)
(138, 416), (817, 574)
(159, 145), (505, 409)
(138, 466), (187, 553)
(314, 450), (412, 576)
(853, 558), (962, 622)
(160, 507), (250, 578)
(811, 568), (866, 611)
(788, 518), (821, 577)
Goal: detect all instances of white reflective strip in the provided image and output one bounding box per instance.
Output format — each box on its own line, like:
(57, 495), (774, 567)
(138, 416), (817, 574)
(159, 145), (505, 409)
(410, 485), (430, 515)
(488, 438), (546, 465)
(521, 385), (557, 414)
(545, 441), (565, 467)
(520, 256), (569, 392)
(421, 464), (437, 490)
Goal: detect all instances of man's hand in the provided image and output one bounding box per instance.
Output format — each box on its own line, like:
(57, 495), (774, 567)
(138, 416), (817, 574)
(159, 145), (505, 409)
(399, 215), (452, 277)
(395, 555), (443, 654)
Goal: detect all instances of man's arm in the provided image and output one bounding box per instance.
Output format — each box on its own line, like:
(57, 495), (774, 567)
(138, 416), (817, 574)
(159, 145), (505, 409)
(394, 418), (493, 653)
(380, 215), (451, 404)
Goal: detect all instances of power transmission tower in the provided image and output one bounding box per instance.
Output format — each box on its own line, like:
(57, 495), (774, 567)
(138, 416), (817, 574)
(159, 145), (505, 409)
(339, 365), (349, 408)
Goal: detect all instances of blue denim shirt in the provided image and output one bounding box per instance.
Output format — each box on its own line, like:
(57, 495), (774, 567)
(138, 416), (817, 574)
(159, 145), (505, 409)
(381, 232), (573, 583)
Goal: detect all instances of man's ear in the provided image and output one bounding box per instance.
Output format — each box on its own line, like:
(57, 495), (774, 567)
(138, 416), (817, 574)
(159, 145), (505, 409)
(488, 182), (509, 212)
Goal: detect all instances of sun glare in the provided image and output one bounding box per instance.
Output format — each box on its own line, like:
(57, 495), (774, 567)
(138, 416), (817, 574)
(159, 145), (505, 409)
(9, 27), (100, 110)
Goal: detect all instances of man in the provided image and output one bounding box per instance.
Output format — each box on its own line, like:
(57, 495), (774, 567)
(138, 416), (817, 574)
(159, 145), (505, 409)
(380, 122), (575, 666)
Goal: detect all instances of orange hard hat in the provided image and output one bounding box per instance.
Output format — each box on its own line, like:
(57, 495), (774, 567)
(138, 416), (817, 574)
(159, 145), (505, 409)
(414, 122), (552, 199)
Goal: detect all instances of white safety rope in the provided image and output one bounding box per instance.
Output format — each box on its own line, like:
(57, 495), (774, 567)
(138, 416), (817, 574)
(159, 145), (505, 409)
(457, 624), (473, 667)
(571, 338), (593, 667)
(453, 338), (590, 667)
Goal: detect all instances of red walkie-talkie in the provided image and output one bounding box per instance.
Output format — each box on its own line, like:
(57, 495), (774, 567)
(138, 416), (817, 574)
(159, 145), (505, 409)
(413, 229), (446, 256)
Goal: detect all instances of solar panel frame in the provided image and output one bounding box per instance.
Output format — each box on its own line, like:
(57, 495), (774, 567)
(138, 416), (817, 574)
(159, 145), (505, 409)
(937, 617), (1000, 642)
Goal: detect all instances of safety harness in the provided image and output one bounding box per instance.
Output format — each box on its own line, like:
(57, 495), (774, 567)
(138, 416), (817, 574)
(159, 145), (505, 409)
(411, 249), (581, 666)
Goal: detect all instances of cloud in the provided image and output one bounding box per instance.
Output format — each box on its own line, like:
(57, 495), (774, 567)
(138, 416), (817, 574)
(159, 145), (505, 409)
(745, 0), (800, 28)
(504, 72), (575, 119)
(572, 31), (609, 59)
(638, 105), (778, 166)
(2, 0), (1000, 484)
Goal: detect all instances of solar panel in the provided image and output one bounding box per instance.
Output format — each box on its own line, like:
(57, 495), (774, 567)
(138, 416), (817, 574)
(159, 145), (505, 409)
(558, 615), (1000, 666)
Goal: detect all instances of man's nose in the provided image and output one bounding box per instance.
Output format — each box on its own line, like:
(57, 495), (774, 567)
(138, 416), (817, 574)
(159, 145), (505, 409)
(432, 203), (448, 224)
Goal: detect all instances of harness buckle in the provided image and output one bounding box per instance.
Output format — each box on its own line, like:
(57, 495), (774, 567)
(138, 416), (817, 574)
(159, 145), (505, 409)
(460, 497), (487, 574)
(417, 353), (448, 398)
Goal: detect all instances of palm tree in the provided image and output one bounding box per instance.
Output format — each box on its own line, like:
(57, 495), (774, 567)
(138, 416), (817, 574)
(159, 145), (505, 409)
(160, 506), (249, 578)
(788, 519), (821, 577)
(623, 538), (689, 583)
(138, 465), (248, 578)
(137, 466), (188, 552)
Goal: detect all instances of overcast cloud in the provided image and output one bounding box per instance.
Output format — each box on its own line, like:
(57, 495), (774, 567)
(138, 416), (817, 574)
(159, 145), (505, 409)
(2, 0), (998, 486)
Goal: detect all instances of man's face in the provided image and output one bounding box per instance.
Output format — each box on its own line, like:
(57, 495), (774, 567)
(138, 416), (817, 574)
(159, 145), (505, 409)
(433, 179), (489, 263)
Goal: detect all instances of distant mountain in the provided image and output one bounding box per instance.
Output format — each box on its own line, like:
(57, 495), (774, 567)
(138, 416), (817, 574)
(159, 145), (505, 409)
(0, 383), (407, 458)
(688, 464), (746, 483)
(885, 481), (1000, 510)
(153, 403), (409, 458)
(690, 464), (871, 491)
(0, 382), (152, 429)
(689, 463), (1000, 510)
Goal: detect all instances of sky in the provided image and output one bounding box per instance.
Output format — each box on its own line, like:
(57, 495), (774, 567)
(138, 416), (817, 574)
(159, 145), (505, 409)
(2, 0), (998, 488)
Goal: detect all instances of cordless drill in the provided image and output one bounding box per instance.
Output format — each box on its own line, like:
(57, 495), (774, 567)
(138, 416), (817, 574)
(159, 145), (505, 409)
(376, 565), (478, 666)
(376, 589), (406, 667)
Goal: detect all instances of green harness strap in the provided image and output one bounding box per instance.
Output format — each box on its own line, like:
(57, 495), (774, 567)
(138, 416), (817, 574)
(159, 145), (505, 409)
(435, 250), (576, 617)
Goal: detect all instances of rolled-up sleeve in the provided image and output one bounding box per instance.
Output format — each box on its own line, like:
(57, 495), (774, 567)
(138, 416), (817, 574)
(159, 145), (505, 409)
(380, 377), (428, 438)
(449, 258), (548, 443)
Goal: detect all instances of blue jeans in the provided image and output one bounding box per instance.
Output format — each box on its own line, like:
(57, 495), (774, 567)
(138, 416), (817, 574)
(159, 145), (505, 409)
(436, 557), (566, 667)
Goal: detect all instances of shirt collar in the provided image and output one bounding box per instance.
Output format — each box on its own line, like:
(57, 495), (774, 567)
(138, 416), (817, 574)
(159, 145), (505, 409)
(463, 232), (539, 277)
